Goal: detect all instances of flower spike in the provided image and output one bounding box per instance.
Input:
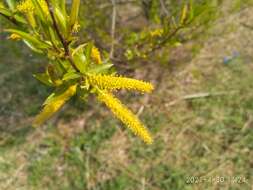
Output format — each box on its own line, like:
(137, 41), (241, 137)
(89, 75), (154, 93)
(98, 90), (153, 144)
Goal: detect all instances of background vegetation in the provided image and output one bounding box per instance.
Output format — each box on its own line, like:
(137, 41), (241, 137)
(0, 0), (253, 189)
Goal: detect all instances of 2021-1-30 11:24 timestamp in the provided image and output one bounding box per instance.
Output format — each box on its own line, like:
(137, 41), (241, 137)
(185, 176), (248, 184)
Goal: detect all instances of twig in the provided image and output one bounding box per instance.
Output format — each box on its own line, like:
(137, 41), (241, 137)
(4, 164), (26, 189)
(139, 9), (197, 54)
(45, 0), (80, 73)
(110, 0), (117, 58)
(200, 160), (230, 178)
(166, 91), (236, 107)
(141, 177), (146, 190)
(159, 0), (169, 17)
(182, 91), (232, 100)
(0, 13), (19, 26)
(242, 114), (252, 132)
(137, 105), (144, 116)
(86, 147), (90, 190)
(240, 22), (253, 30)
(150, 25), (184, 52)
(123, 12), (142, 23)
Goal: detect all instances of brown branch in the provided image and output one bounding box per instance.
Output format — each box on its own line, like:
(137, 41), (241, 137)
(150, 25), (183, 52)
(45, 0), (80, 73)
(0, 13), (19, 26)
(145, 17), (196, 54)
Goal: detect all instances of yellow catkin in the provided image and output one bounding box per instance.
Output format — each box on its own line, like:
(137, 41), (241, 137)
(16, 0), (34, 13)
(33, 84), (77, 126)
(91, 46), (102, 64)
(150, 28), (163, 37)
(17, 0), (49, 15)
(72, 22), (81, 33)
(89, 75), (154, 93)
(8, 34), (22, 41)
(38, 0), (49, 16)
(98, 91), (153, 144)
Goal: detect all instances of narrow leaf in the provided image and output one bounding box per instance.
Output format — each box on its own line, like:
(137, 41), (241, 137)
(72, 45), (88, 73)
(33, 73), (54, 86)
(63, 72), (81, 81)
(23, 40), (44, 53)
(55, 6), (67, 35)
(69, 0), (80, 28)
(87, 64), (113, 74)
(5, 29), (50, 49)
(33, 84), (77, 126)
(180, 4), (188, 24)
(5, 0), (15, 10)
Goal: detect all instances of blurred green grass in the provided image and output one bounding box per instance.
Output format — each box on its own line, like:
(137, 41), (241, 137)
(0, 48), (252, 189)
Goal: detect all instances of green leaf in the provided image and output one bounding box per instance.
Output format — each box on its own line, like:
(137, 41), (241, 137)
(73, 46), (88, 74)
(55, 6), (67, 36)
(87, 63), (113, 75)
(74, 56), (87, 73)
(34, 84), (77, 126)
(5, 0), (15, 10)
(42, 85), (73, 106)
(58, 0), (66, 16)
(42, 94), (54, 107)
(84, 42), (93, 65)
(48, 27), (59, 46)
(13, 15), (27, 24)
(72, 43), (87, 56)
(31, 0), (52, 37)
(31, 0), (48, 22)
(5, 29), (50, 49)
(0, 7), (11, 17)
(53, 60), (66, 76)
(189, 0), (194, 20)
(63, 72), (81, 81)
(180, 4), (188, 24)
(47, 65), (63, 86)
(69, 0), (80, 28)
(33, 73), (54, 86)
(60, 60), (72, 71)
(23, 40), (44, 53)
(0, 7), (27, 24)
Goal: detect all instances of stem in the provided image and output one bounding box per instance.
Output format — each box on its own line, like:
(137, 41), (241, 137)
(0, 13), (19, 26)
(110, 0), (116, 58)
(45, 0), (80, 73)
(150, 25), (183, 52)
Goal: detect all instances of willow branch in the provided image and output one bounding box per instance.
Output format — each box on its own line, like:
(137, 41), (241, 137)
(0, 13), (19, 26)
(45, 0), (80, 73)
